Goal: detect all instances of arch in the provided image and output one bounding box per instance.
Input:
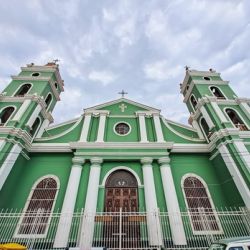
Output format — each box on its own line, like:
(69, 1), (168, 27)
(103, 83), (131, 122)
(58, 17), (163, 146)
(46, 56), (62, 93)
(225, 108), (248, 131)
(14, 83), (32, 97)
(30, 117), (41, 137)
(16, 175), (59, 237)
(0, 106), (15, 126)
(45, 93), (53, 109)
(181, 174), (222, 233)
(101, 166), (142, 187)
(190, 94), (198, 110)
(209, 86), (225, 99)
(199, 117), (210, 141)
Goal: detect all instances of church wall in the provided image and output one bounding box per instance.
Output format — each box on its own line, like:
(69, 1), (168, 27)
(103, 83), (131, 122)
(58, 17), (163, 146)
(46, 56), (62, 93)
(88, 116), (98, 142)
(170, 153), (229, 209)
(0, 153), (73, 210)
(211, 153), (244, 207)
(145, 117), (156, 142)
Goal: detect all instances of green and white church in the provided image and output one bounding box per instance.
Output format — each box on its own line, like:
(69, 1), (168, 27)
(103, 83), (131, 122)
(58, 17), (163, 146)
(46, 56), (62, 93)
(0, 62), (250, 250)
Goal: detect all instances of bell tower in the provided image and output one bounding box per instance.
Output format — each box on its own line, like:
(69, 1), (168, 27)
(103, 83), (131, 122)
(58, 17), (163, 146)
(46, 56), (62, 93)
(0, 62), (64, 190)
(180, 68), (250, 208)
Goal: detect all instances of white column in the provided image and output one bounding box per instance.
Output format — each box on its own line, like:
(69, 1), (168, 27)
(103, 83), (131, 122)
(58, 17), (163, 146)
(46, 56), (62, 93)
(0, 144), (22, 190)
(36, 119), (50, 138)
(239, 102), (250, 120)
(158, 157), (187, 245)
(54, 157), (85, 248)
(0, 140), (6, 151)
(218, 144), (250, 208)
(79, 157), (102, 250)
(79, 113), (91, 142)
(137, 112), (148, 142)
(12, 99), (31, 122)
(233, 140), (250, 173)
(192, 120), (204, 139)
(141, 157), (163, 246)
(200, 106), (214, 129)
(26, 104), (42, 128)
(153, 113), (165, 142)
(210, 101), (228, 123)
(96, 111), (109, 142)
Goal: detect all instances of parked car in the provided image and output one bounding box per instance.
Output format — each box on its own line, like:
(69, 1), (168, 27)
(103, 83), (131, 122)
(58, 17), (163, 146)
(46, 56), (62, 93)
(208, 236), (250, 250)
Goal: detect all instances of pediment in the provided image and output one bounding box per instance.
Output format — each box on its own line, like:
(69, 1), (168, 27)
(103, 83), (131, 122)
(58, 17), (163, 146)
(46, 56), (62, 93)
(84, 98), (160, 115)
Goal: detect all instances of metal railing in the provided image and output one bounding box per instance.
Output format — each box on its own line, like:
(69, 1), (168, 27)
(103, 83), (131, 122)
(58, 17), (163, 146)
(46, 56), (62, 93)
(0, 208), (249, 250)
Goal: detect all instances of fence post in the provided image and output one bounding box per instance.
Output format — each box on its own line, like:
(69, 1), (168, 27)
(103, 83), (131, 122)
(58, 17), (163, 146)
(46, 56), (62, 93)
(119, 208), (122, 250)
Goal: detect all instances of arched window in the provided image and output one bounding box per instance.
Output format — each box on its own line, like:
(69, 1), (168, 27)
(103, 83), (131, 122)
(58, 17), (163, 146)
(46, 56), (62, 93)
(225, 108), (248, 131)
(17, 177), (59, 236)
(190, 95), (197, 109)
(183, 175), (221, 233)
(200, 117), (211, 139)
(210, 86), (225, 99)
(15, 84), (32, 97)
(30, 117), (41, 137)
(0, 107), (15, 126)
(45, 93), (52, 108)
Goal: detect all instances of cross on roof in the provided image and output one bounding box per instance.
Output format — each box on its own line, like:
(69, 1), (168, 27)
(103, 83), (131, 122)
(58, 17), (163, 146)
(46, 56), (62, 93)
(118, 90), (128, 98)
(53, 59), (60, 63)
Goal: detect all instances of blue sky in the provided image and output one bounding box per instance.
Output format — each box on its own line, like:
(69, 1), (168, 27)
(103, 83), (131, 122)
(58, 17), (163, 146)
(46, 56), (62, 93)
(0, 0), (249, 125)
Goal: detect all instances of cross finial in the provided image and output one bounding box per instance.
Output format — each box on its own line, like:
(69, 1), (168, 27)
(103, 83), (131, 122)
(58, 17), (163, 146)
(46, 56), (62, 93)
(118, 90), (128, 98)
(53, 59), (60, 63)
(185, 65), (189, 71)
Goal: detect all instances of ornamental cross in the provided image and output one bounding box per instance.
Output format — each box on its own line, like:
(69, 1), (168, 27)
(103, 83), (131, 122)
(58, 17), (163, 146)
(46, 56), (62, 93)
(119, 103), (127, 112)
(118, 90), (128, 98)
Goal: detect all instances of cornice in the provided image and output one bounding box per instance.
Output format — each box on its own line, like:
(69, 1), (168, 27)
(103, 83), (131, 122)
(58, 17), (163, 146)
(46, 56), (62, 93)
(235, 97), (250, 104)
(171, 143), (209, 153)
(136, 111), (160, 117)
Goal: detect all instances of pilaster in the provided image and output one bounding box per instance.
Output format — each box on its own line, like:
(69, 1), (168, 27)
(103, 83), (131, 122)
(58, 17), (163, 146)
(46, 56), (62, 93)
(96, 111), (109, 142)
(12, 99), (31, 122)
(136, 112), (148, 142)
(158, 157), (187, 245)
(36, 119), (50, 138)
(152, 113), (165, 142)
(26, 104), (42, 129)
(79, 113), (92, 142)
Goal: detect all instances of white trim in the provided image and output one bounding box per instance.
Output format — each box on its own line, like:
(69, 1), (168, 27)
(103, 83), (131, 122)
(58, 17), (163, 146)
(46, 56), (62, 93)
(36, 119), (50, 139)
(96, 112), (108, 142)
(210, 101), (228, 123)
(12, 99), (32, 122)
(191, 119), (205, 139)
(223, 107), (250, 130)
(113, 121), (132, 136)
(209, 85), (227, 100)
(0, 105), (17, 126)
(181, 173), (223, 235)
(26, 104), (42, 129)
(36, 117), (82, 141)
(200, 106), (215, 129)
(239, 102), (250, 121)
(12, 82), (33, 97)
(100, 166), (142, 187)
(46, 117), (79, 130)
(153, 114), (165, 142)
(79, 114), (91, 142)
(84, 97), (160, 113)
(14, 175), (60, 238)
(137, 113), (148, 142)
(44, 92), (53, 111)
(165, 119), (197, 132)
(233, 140), (250, 173)
(162, 118), (205, 142)
(218, 144), (250, 208)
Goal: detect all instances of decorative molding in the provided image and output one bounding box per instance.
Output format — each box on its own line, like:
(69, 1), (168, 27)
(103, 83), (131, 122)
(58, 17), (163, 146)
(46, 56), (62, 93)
(84, 97), (160, 113)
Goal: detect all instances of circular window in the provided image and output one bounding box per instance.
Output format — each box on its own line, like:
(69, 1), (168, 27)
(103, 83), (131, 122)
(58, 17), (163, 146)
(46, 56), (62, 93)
(31, 72), (40, 77)
(203, 76), (211, 81)
(114, 122), (130, 136)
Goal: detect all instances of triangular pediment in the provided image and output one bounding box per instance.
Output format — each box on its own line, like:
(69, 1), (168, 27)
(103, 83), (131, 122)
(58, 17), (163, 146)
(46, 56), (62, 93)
(84, 98), (160, 115)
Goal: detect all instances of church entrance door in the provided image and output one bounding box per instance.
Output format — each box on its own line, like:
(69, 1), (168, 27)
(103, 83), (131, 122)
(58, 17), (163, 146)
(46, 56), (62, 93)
(104, 170), (140, 248)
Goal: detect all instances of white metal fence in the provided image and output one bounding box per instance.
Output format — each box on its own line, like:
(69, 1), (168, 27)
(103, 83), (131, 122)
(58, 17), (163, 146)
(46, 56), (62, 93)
(0, 208), (249, 250)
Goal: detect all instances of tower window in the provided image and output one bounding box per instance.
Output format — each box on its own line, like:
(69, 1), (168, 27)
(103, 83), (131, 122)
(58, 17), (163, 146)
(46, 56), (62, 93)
(30, 117), (41, 137)
(190, 95), (198, 109)
(45, 93), (52, 108)
(0, 107), (15, 126)
(54, 82), (58, 89)
(210, 86), (225, 99)
(183, 175), (221, 233)
(200, 117), (211, 139)
(16, 177), (58, 236)
(15, 83), (32, 97)
(203, 76), (211, 81)
(225, 108), (248, 131)
(31, 72), (40, 77)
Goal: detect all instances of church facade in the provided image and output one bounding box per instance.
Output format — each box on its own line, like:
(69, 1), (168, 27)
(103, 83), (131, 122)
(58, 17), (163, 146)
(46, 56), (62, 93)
(0, 63), (250, 249)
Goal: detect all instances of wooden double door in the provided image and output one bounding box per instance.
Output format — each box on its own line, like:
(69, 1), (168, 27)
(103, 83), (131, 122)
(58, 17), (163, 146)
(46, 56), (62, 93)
(104, 170), (140, 248)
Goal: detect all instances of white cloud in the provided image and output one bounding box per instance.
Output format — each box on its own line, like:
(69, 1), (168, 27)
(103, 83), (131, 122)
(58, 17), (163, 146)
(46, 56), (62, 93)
(88, 70), (117, 86)
(144, 60), (182, 81)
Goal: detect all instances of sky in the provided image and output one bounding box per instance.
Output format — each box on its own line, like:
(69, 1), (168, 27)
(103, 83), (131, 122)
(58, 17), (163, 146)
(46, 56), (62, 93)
(0, 0), (250, 125)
